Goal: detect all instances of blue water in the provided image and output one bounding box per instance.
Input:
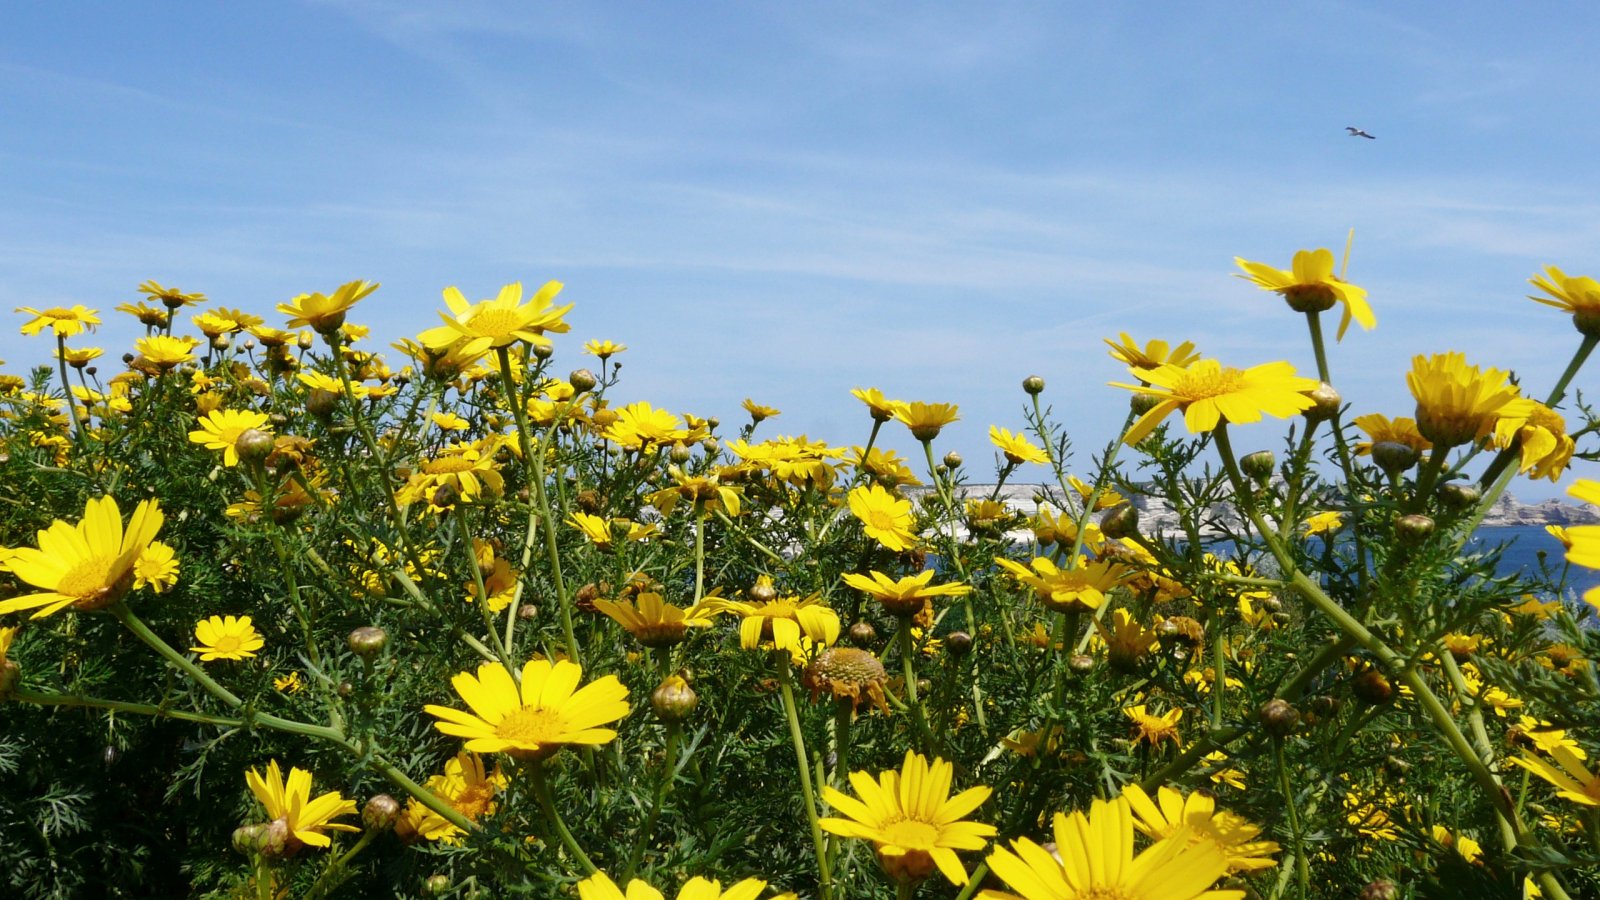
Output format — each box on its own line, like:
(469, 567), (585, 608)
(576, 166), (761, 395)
(1472, 524), (1599, 599)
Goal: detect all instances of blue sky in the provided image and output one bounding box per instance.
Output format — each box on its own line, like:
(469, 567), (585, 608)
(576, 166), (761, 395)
(3, 1), (1596, 499)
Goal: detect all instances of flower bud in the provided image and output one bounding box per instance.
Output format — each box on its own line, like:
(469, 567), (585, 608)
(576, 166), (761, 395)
(669, 442), (692, 464)
(347, 626), (388, 658)
(1302, 381), (1342, 422)
(232, 823), (270, 857)
(431, 483), (458, 510)
(568, 368), (597, 392)
(1360, 880), (1398, 900)
(1352, 669), (1394, 705)
(651, 672), (698, 723)
(423, 875), (454, 897)
(532, 343), (554, 360)
(0, 659), (18, 700)
(1156, 616), (1204, 650)
(848, 620), (878, 647)
(575, 489), (603, 514)
(1395, 514), (1434, 545)
(1370, 441), (1418, 476)
(945, 631), (972, 657)
(306, 388), (339, 419)
(1068, 653), (1095, 674)
(336, 681), (354, 698)
(1240, 450), (1275, 485)
(363, 794), (401, 831)
(1437, 482), (1481, 510)
(1129, 393), (1162, 416)
(1258, 698), (1300, 738)
(1099, 503), (1139, 539)
(235, 428), (275, 464)
(1575, 309), (1600, 339)
(942, 451), (963, 469)
(1022, 375), (1046, 395)
(748, 581), (777, 604)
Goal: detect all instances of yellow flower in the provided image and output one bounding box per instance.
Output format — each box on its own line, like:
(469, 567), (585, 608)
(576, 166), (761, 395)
(1528, 265), (1600, 337)
(1300, 511), (1342, 536)
(431, 412), (470, 432)
(1104, 333), (1200, 371)
(191, 615), (264, 661)
(0, 495), (165, 618)
(1493, 401), (1575, 481)
(646, 470), (742, 518)
(980, 795), (1235, 900)
(1124, 704), (1183, 748)
(1406, 352), (1529, 448)
(1122, 784), (1279, 873)
(417, 281), (572, 356)
(1566, 480), (1600, 609)
(820, 750), (995, 886)
(188, 408), (272, 467)
(593, 592), (716, 647)
(277, 280), (378, 333)
(133, 335), (200, 370)
(742, 398), (780, 422)
(848, 446), (921, 486)
(56, 346), (102, 368)
(244, 760), (359, 852)
(708, 588), (840, 655)
(1068, 475), (1124, 511)
(605, 401), (691, 450)
(16, 304), (101, 338)
(851, 387), (904, 422)
(894, 401), (960, 441)
(1112, 359), (1320, 445)
(1351, 413), (1431, 457)
(1094, 609), (1159, 672)
(274, 672), (305, 693)
(116, 300), (170, 327)
(841, 569), (971, 617)
(1235, 246), (1375, 340)
(847, 484), (917, 551)
(583, 339), (627, 359)
(989, 426), (1049, 465)
(138, 280), (207, 309)
(396, 752), (506, 845)
(1431, 825), (1482, 864)
(397, 440), (505, 509)
(577, 872), (782, 900)
(1511, 745), (1600, 807)
(994, 556), (1125, 614)
(424, 658), (629, 760)
(133, 541), (179, 593)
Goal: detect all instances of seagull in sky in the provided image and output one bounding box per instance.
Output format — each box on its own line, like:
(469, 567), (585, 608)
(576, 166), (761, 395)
(1345, 126), (1376, 139)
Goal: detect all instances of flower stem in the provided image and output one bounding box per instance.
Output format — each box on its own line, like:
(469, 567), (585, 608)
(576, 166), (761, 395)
(109, 601), (242, 708)
(1273, 739), (1310, 899)
(623, 721), (682, 880)
(897, 621), (934, 755)
(529, 761), (599, 875)
(775, 654), (834, 900)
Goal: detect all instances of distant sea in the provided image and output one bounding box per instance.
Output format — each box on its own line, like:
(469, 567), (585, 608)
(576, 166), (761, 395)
(1471, 524), (1599, 600)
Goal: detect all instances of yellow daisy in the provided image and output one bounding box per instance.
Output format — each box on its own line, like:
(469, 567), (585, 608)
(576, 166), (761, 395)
(989, 426), (1050, 465)
(190, 615), (265, 661)
(138, 279), (207, 309)
(583, 339), (627, 360)
(188, 408), (272, 467)
(708, 589), (840, 655)
(134, 335), (199, 370)
(577, 872), (782, 900)
(1104, 333), (1201, 372)
(1493, 400), (1575, 481)
(592, 591), (717, 647)
(0, 495), (166, 618)
(1351, 413), (1431, 457)
(980, 795), (1238, 900)
(417, 281), (572, 356)
(276, 280), (378, 333)
(820, 750), (996, 886)
(841, 569), (971, 617)
(1511, 745), (1600, 807)
(395, 752), (506, 845)
(1529, 265), (1600, 337)
(423, 658), (629, 760)
(244, 760), (360, 853)
(993, 556), (1126, 614)
(1406, 352), (1529, 448)
(1121, 784), (1279, 873)
(1111, 359), (1320, 445)
(15, 305), (101, 338)
(1125, 704), (1183, 748)
(1235, 246), (1374, 340)
(851, 387), (905, 422)
(894, 401), (960, 441)
(847, 484), (917, 551)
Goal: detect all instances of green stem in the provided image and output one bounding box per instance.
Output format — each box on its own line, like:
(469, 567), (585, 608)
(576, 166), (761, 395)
(304, 826), (379, 900)
(530, 762), (599, 875)
(109, 601), (242, 708)
(11, 689), (244, 727)
(897, 621), (934, 754)
(1273, 740), (1310, 899)
(623, 722), (683, 880)
(776, 654), (834, 900)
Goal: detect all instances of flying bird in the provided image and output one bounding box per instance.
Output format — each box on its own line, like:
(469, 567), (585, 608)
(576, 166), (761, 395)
(1345, 126), (1376, 139)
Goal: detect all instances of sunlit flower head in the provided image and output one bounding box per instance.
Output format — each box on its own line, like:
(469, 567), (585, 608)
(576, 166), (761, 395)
(848, 446), (921, 486)
(1124, 704), (1183, 748)
(605, 401), (691, 450)
(133, 541), (179, 593)
(1512, 745), (1600, 807)
(894, 401), (960, 441)
(16, 304), (101, 338)
(1351, 413), (1431, 457)
(417, 280), (572, 356)
(847, 484), (917, 551)
(646, 470), (742, 518)
(841, 569), (971, 617)
(820, 750), (995, 886)
(583, 339), (627, 360)
(1112, 359), (1320, 445)
(277, 280), (379, 333)
(191, 615), (264, 661)
(397, 440), (505, 510)
(980, 795), (1236, 900)
(708, 585), (840, 656)
(989, 426), (1049, 465)
(1493, 400), (1575, 482)
(138, 279), (207, 309)
(851, 387), (904, 423)
(1529, 265), (1600, 337)
(1122, 784), (1279, 873)
(593, 591), (716, 648)
(577, 872), (785, 900)
(1406, 352), (1529, 448)
(994, 556), (1126, 614)
(424, 658), (629, 760)
(395, 751), (506, 845)
(244, 760), (359, 853)
(742, 398), (780, 422)
(1235, 246), (1374, 340)
(802, 647), (891, 713)
(133, 335), (200, 370)
(0, 495), (166, 619)
(1105, 333), (1201, 372)
(188, 408), (273, 467)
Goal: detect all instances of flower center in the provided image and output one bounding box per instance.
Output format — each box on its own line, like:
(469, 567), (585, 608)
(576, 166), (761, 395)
(1175, 366), (1246, 402)
(452, 782), (497, 821)
(466, 308), (524, 339)
(210, 634), (244, 654)
(427, 457), (476, 474)
(495, 705), (565, 746)
(58, 556), (116, 600)
(879, 817), (941, 850)
(866, 509), (899, 532)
